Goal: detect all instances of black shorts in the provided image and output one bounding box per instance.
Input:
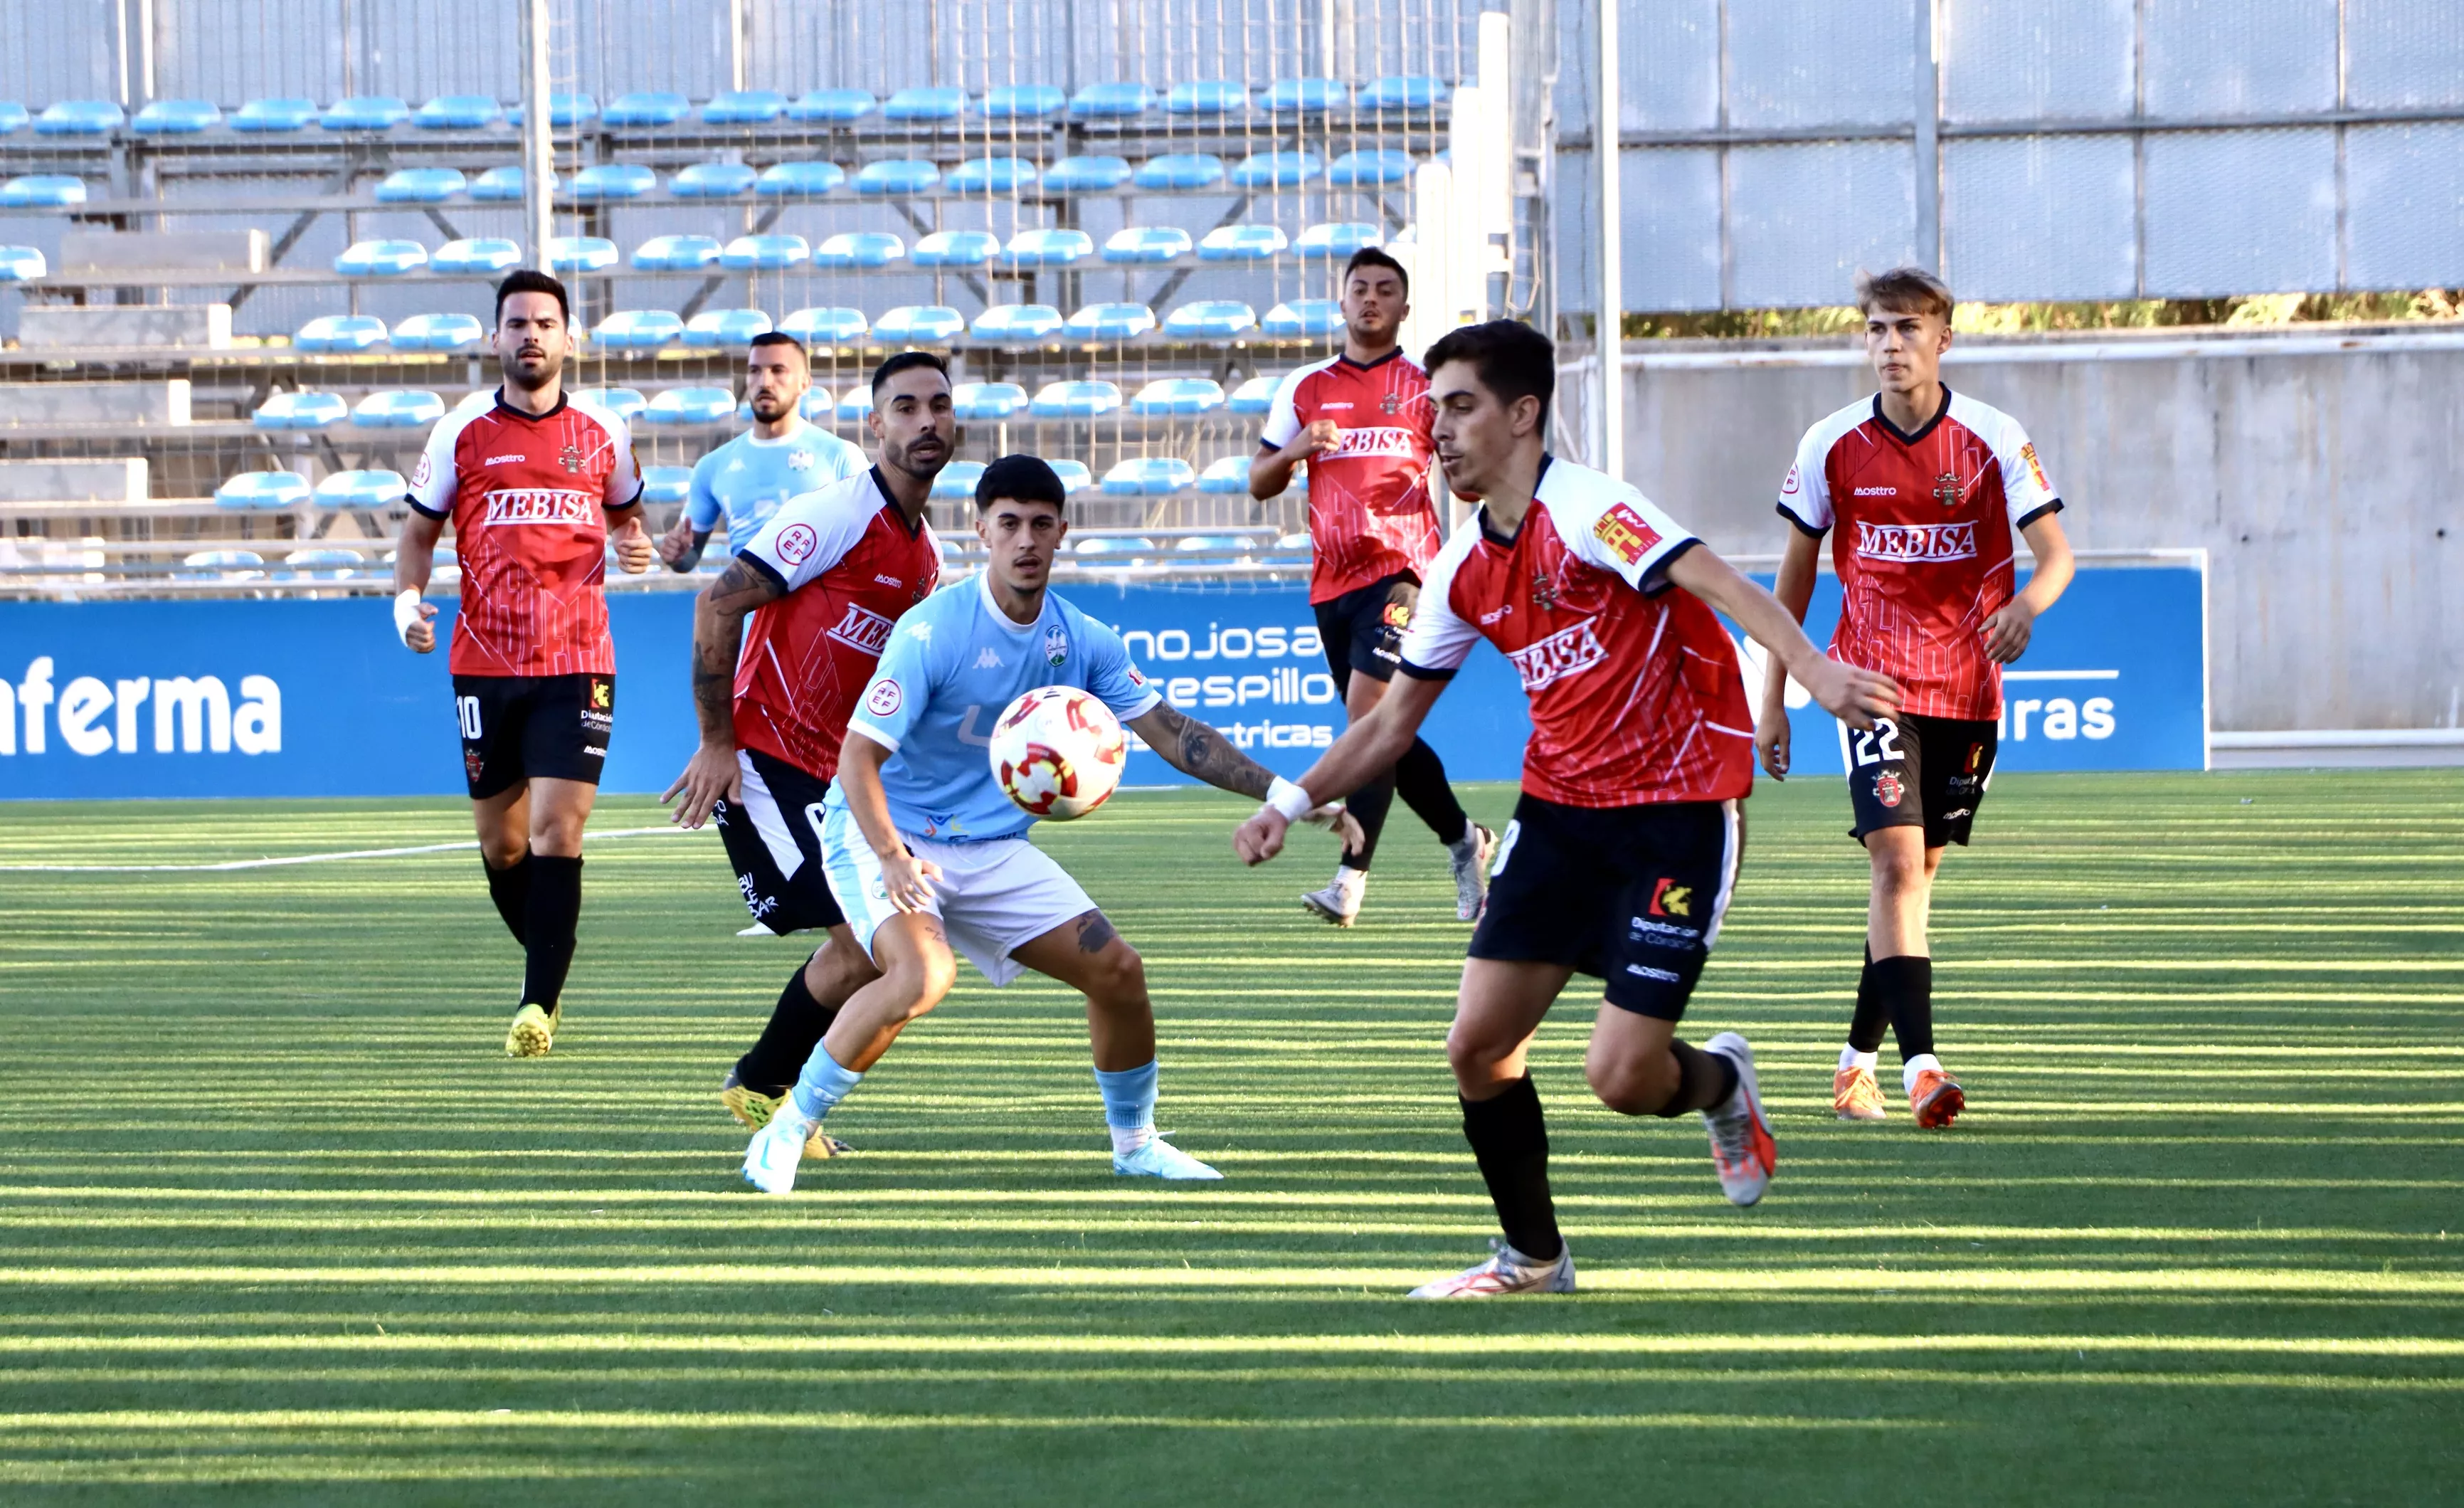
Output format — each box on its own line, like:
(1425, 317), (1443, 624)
(453, 673), (612, 801)
(1845, 713), (1997, 848)
(1313, 571), (1420, 691)
(1469, 792), (1743, 1021)
(712, 746), (846, 935)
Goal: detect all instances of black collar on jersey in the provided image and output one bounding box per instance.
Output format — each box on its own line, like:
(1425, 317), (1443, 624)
(872, 465), (929, 538)
(490, 386), (569, 423)
(1871, 384), (1952, 447)
(1336, 347), (1405, 371)
(1475, 454), (1555, 548)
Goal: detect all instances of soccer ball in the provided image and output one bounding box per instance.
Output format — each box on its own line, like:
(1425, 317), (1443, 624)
(988, 686), (1128, 821)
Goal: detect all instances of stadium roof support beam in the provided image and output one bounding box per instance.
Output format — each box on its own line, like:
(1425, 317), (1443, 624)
(519, 0), (554, 275)
(1915, 0), (1941, 272)
(1595, 0), (1622, 483)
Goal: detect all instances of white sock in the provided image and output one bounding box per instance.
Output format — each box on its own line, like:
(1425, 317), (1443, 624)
(1333, 865), (1367, 902)
(1449, 817), (1478, 851)
(1903, 1053), (1942, 1094)
(1110, 1122), (1154, 1156)
(1840, 1045), (1879, 1073)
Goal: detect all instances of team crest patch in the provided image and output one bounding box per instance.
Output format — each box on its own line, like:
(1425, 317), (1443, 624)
(1876, 771), (1905, 808)
(1043, 624), (1069, 668)
(464, 749), (485, 782)
(413, 453), (432, 489)
(1592, 502), (1663, 565)
(774, 523), (818, 566)
(588, 678), (612, 710)
(2020, 441), (2050, 492)
(788, 448), (815, 470)
(1780, 463), (1799, 496)
(1933, 472), (1963, 509)
(1649, 877), (1693, 918)
(560, 442), (583, 474)
(864, 678), (903, 717)
(1380, 600), (1412, 630)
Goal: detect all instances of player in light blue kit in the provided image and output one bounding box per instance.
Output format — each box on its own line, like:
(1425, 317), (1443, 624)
(742, 455), (1359, 1193)
(656, 332), (866, 572)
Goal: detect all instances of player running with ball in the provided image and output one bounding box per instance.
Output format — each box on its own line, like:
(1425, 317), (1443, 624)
(741, 455), (1359, 1194)
(1235, 322), (1899, 1297)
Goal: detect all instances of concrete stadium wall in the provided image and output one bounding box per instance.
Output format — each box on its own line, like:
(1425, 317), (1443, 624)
(1617, 327), (2464, 732)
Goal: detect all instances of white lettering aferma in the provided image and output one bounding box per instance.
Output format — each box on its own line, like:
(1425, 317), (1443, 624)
(0, 658), (282, 758)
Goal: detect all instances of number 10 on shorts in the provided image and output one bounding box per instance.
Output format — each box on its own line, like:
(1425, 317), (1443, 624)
(457, 695), (482, 740)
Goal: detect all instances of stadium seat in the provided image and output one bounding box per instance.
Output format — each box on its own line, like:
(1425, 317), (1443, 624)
(1004, 228), (1093, 266)
(423, 236), (514, 273)
(672, 162), (756, 198)
(1070, 83), (1152, 117)
(835, 388), (872, 421)
(782, 306), (869, 344)
(0, 102), (27, 135)
(413, 94), (500, 130)
(470, 166), (550, 201)
(1177, 534), (1249, 557)
(1361, 75), (1449, 110)
(549, 236), (620, 272)
(132, 100), (220, 135)
(353, 391), (445, 428)
(640, 465), (692, 505)
(571, 163), (656, 201)
(874, 305), (965, 343)
(1073, 534), (1148, 566)
(37, 100), (124, 135)
(788, 88), (874, 122)
(294, 315), (388, 352)
(1031, 379), (1123, 418)
(1197, 456), (1252, 493)
(1264, 78), (1348, 112)
(856, 159), (940, 196)
(0, 246), (43, 280)
(948, 156), (1038, 194)
(1103, 457), (1196, 495)
(1104, 226), (1190, 264)
(756, 160), (847, 197)
(1164, 300), (1257, 338)
(1131, 377), (1226, 416)
(633, 233), (722, 270)
(931, 460), (988, 500)
(1049, 459), (1094, 494)
(1228, 374), (1281, 413)
(914, 229), (999, 267)
(376, 168), (467, 204)
(1264, 299), (1343, 337)
(335, 238), (428, 276)
(884, 86), (967, 121)
(280, 547), (367, 579)
(311, 468), (407, 507)
(971, 304), (1064, 343)
(1064, 302), (1156, 341)
(233, 97), (317, 132)
(1200, 224), (1287, 261)
(980, 83), (1065, 119)
(644, 386), (735, 425)
(1295, 221), (1382, 259)
(684, 308), (774, 348)
(703, 89), (788, 125)
(1, 176), (85, 208)
(507, 93), (597, 127)
(1326, 148), (1415, 186)
(593, 310), (685, 350)
(321, 95), (408, 131)
(1043, 155), (1133, 194)
(253, 391), (349, 430)
(815, 231), (904, 268)
(952, 381), (1030, 420)
(1232, 151), (1321, 187)
(213, 474), (307, 510)
(602, 90), (690, 127)
(183, 549), (268, 576)
(571, 386), (646, 421)
(1166, 80), (1249, 114)
(392, 312), (485, 350)
(1134, 154), (1224, 190)
(797, 390), (835, 421)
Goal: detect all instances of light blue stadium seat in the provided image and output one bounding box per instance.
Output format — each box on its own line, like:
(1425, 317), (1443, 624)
(798, 389), (835, 421)
(1103, 226), (1190, 264)
(572, 386), (647, 421)
(1043, 155), (1133, 194)
(644, 387), (736, 425)
(414, 95), (499, 130)
(931, 460), (988, 500)
(392, 312), (485, 350)
(1, 176), (85, 208)
(593, 310), (684, 349)
(884, 86), (967, 121)
(1134, 153), (1224, 190)
(1177, 534), (1249, 557)
(673, 162), (756, 198)
(133, 100), (220, 135)
(685, 308), (773, 347)
(1070, 82), (1152, 117)
(233, 97), (317, 132)
(181, 550), (269, 579)
(322, 95), (408, 131)
(782, 306), (868, 344)
(354, 391), (445, 428)
(254, 391), (349, 431)
(1295, 221), (1382, 259)
(603, 90), (690, 127)
(1031, 379), (1123, 418)
(280, 547), (369, 579)
(215, 475), (307, 510)
(640, 465), (692, 505)
(1228, 375), (1281, 414)
(952, 381), (1030, 420)
(1264, 78), (1349, 113)
(788, 89), (874, 122)
(1131, 378), (1226, 416)
(1004, 228), (1093, 266)
(1050, 459), (1094, 494)
(633, 233), (722, 270)
(856, 159), (940, 196)
(835, 389), (873, 421)
(1166, 80), (1249, 115)
(948, 156), (1038, 194)
(294, 315), (388, 352)
(38, 100), (125, 135)
(1200, 224), (1287, 261)
(1326, 148), (1415, 186)
(0, 103), (28, 135)
(548, 236), (620, 272)
(1103, 457), (1197, 495)
(914, 229), (998, 266)
(703, 89), (788, 125)
(507, 93), (597, 127)
(1361, 75), (1449, 110)
(377, 167), (467, 204)
(336, 238), (427, 276)
(757, 160), (847, 197)
(1064, 302), (1156, 341)
(1163, 300), (1257, 339)
(0, 246), (45, 281)
(815, 231), (904, 268)
(1074, 535), (1148, 566)
(1232, 150), (1321, 187)
(971, 304), (1064, 343)
(429, 236), (519, 273)
(571, 163), (656, 201)
(470, 166), (551, 201)
(874, 305), (965, 343)
(1264, 299), (1343, 337)
(1197, 456), (1252, 493)
(980, 84), (1065, 119)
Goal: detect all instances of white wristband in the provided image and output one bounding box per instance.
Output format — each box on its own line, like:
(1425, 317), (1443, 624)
(392, 589), (424, 644)
(1265, 776), (1317, 823)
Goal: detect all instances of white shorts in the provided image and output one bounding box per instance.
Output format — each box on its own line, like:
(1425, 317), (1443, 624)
(820, 803), (1095, 987)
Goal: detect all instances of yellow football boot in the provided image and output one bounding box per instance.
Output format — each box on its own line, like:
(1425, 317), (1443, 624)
(504, 1003), (558, 1058)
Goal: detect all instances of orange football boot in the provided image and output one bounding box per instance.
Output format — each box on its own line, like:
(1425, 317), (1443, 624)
(1833, 1065), (1888, 1120)
(1910, 1067), (1965, 1128)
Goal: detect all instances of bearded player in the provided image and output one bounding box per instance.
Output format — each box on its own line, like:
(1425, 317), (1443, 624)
(657, 331), (865, 576)
(1757, 267), (2075, 1128)
(392, 269), (655, 1058)
(1236, 322), (1898, 1297)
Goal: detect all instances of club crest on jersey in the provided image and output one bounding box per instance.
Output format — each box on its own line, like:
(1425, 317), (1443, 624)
(1530, 567), (1558, 612)
(560, 442), (583, 474)
(1592, 502), (1664, 566)
(788, 449), (815, 471)
(827, 605), (897, 656)
(1380, 390), (1402, 415)
(1649, 878), (1693, 918)
(1934, 471), (1963, 509)
(1855, 520), (1977, 563)
(2020, 442), (2051, 492)
(1876, 771), (1905, 808)
(1504, 617), (1607, 692)
(480, 489), (596, 527)
(1043, 624), (1069, 668)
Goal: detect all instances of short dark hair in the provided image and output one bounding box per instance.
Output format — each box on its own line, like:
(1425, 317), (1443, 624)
(1424, 319), (1554, 423)
(748, 330), (808, 363)
(1343, 246), (1408, 297)
(495, 268), (570, 325)
(1855, 265), (1955, 322)
(975, 453), (1067, 512)
(870, 349), (950, 394)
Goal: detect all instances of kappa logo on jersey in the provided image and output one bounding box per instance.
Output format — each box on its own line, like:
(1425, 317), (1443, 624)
(773, 523), (818, 565)
(973, 648), (1003, 670)
(1504, 617), (1609, 692)
(1326, 426), (1418, 460)
(480, 489), (597, 527)
(1649, 878), (1693, 918)
(864, 678), (903, 717)
(1043, 625), (1069, 668)
(1855, 520), (1977, 562)
(1592, 502), (1664, 566)
(827, 604), (897, 657)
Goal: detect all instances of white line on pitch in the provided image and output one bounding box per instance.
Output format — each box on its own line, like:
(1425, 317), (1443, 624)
(0, 825), (699, 874)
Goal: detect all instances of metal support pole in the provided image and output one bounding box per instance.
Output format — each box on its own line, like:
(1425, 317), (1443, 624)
(1914, 0), (1940, 271)
(729, 0), (749, 93)
(521, 0), (554, 274)
(1596, 0), (1622, 482)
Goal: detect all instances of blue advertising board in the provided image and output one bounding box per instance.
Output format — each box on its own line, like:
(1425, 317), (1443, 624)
(0, 559), (2204, 801)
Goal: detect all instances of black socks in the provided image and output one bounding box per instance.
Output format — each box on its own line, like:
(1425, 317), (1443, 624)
(521, 854), (583, 1011)
(1459, 1075), (1562, 1262)
(1848, 944), (1890, 1053)
(1870, 954), (1935, 1060)
(737, 956), (842, 1093)
(1395, 737), (1469, 844)
(483, 854), (532, 945)
(1342, 771), (1396, 868)
(1655, 1040), (1741, 1118)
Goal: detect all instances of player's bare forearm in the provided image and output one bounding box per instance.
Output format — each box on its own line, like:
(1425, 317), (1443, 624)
(1248, 447), (1298, 500)
(1127, 704), (1275, 800)
(1762, 529), (1821, 712)
(689, 559), (776, 745)
(1289, 673), (1442, 803)
(837, 734), (906, 859)
(1668, 547), (1900, 727)
(391, 511), (444, 596)
(2017, 512), (2075, 613)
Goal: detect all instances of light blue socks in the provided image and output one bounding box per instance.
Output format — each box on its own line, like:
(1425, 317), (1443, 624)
(1094, 1059), (1159, 1155)
(791, 1045), (864, 1122)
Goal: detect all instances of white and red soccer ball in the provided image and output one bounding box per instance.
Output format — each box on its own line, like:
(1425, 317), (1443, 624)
(988, 686), (1127, 820)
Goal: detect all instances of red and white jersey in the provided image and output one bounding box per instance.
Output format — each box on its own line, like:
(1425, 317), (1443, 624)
(1400, 456), (1754, 808)
(410, 390), (643, 678)
(733, 467), (941, 779)
(1259, 349), (1442, 603)
(1777, 387), (2063, 720)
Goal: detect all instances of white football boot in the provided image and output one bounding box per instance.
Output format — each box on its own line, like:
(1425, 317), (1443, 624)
(1301, 866), (1366, 927)
(1408, 1239), (1575, 1298)
(1701, 1031), (1777, 1207)
(1113, 1136), (1225, 1180)
(741, 1104), (816, 1195)
(1449, 822), (1498, 922)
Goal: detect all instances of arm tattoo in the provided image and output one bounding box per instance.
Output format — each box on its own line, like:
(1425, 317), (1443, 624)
(1143, 704), (1274, 800)
(705, 557), (781, 617)
(1074, 910), (1119, 954)
(690, 560), (778, 739)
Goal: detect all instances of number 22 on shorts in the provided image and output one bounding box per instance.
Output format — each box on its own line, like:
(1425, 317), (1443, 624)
(1850, 719), (1904, 767)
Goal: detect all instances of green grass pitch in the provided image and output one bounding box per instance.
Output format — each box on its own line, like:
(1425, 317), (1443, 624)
(1, 771), (2458, 1503)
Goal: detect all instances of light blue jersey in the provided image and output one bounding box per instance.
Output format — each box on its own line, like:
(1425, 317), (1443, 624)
(839, 572), (1162, 842)
(689, 422), (868, 548)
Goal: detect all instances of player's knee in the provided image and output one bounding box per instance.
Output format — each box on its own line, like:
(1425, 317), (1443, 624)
(1587, 1050), (1678, 1117)
(479, 834), (529, 870)
(908, 951), (958, 1010)
(1870, 844), (1926, 895)
(1444, 1024), (1511, 1085)
(1086, 942), (1146, 1005)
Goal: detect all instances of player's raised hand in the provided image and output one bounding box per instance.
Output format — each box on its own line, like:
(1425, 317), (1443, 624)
(1982, 597), (2038, 663)
(880, 848), (943, 914)
(393, 591), (438, 654)
(1291, 418), (1342, 457)
(661, 742), (742, 829)
(1234, 807), (1291, 865)
(653, 515), (694, 569)
(610, 516), (655, 574)
(1798, 655), (1902, 731)
(1755, 705), (1792, 780)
